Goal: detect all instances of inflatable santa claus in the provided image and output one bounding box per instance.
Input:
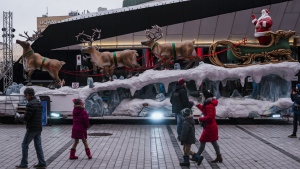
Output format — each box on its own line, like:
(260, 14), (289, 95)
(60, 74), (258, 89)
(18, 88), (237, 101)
(251, 9), (273, 45)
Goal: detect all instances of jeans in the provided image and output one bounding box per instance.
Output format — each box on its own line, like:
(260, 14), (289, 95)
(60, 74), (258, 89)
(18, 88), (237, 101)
(20, 131), (46, 167)
(176, 113), (183, 137)
(292, 114), (300, 135)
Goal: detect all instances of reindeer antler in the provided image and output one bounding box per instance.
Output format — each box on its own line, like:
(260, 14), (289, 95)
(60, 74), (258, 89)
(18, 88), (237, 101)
(76, 31), (93, 46)
(95, 44), (101, 51)
(146, 25), (163, 41)
(19, 30), (43, 41)
(92, 28), (101, 40)
(19, 31), (34, 41)
(33, 30), (43, 40)
(75, 29), (101, 46)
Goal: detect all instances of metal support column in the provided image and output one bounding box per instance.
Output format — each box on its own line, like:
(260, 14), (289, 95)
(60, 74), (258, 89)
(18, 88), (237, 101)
(2, 11), (14, 92)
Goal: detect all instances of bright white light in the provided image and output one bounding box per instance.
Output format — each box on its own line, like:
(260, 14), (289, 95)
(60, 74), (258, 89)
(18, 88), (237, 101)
(272, 114), (281, 118)
(51, 113), (60, 118)
(151, 112), (163, 120)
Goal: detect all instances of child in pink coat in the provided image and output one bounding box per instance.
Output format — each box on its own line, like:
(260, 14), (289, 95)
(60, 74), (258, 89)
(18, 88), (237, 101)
(69, 98), (92, 160)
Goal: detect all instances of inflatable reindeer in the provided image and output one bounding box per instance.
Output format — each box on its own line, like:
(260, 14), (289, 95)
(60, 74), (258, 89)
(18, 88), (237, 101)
(76, 29), (140, 82)
(17, 31), (65, 89)
(141, 25), (200, 69)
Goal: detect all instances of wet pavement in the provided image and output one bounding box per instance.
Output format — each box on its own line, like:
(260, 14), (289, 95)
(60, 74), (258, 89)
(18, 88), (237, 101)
(0, 122), (300, 169)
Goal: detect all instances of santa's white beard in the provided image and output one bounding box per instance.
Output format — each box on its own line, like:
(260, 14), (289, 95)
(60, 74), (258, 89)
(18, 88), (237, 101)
(256, 14), (270, 26)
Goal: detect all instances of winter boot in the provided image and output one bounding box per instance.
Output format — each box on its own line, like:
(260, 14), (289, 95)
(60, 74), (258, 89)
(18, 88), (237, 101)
(190, 154), (197, 162)
(179, 155), (190, 166)
(85, 148), (92, 159)
(69, 149), (78, 160)
(193, 154), (204, 166)
(190, 153), (199, 161)
(211, 154), (223, 163)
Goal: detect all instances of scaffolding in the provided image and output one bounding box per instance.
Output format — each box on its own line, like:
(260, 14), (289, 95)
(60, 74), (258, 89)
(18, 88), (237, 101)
(2, 11), (14, 92)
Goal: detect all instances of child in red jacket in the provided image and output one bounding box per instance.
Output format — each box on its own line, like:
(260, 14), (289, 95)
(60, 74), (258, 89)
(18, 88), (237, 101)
(69, 98), (92, 160)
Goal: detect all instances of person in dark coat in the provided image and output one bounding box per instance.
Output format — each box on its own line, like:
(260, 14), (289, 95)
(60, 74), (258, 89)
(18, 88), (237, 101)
(196, 90), (223, 164)
(69, 98), (92, 160)
(170, 78), (194, 140)
(288, 84), (300, 139)
(179, 108), (203, 166)
(16, 88), (46, 169)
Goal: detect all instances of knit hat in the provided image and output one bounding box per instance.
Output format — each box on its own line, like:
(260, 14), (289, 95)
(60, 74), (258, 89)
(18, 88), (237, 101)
(181, 108), (192, 117)
(72, 98), (85, 106)
(203, 89), (213, 99)
(178, 78), (186, 86)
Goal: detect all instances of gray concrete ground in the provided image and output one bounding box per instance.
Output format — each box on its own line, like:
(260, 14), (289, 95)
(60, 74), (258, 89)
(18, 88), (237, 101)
(0, 123), (300, 169)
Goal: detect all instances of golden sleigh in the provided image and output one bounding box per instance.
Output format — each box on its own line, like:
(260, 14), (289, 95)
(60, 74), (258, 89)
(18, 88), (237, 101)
(208, 30), (297, 68)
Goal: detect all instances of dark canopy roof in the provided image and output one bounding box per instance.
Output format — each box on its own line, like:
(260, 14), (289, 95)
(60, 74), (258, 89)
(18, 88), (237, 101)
(32, 0), (292, 53)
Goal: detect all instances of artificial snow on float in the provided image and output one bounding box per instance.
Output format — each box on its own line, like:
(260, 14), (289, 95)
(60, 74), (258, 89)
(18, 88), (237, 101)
(17, 62), (300, 118)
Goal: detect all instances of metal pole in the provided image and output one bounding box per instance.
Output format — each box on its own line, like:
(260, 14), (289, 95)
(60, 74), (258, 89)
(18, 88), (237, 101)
(2, 11), (14, 92)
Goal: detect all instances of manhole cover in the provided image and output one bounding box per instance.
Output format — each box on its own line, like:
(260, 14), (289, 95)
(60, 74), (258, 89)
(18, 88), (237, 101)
(88, 133), (112, 136)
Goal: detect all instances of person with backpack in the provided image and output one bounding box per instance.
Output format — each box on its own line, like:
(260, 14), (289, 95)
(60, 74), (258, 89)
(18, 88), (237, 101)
(170, 78), (194, 140)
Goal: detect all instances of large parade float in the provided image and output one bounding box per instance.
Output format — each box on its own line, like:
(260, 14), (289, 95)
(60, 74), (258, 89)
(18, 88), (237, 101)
(1, 7), (300, 123)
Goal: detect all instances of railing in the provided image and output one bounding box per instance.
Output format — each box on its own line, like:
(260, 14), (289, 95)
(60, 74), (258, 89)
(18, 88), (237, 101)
(0, 94), (25, 116)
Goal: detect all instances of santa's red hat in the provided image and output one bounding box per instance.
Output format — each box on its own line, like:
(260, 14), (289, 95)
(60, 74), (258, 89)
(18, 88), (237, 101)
(262, 9), (270, 14)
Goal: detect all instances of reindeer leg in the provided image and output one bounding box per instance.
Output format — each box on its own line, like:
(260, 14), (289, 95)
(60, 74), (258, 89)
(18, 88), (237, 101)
(109, 68), (114, 81)
(155, 59), (163, 70)
(26, 70), (34, 86)
(47, 71), (56, 89)
(164, 58), (172, 70)
(184, 60), (194, 69)
(23, 69), (28, 80)
(93, 64), (97, 74)
(102, 67), (109, 83)
(134, 63), (141, 76)
(47, 72), (54, 88)
(123, 60), (134, 78)
(126, 67), (133, 78)
(193, 57), (200, 68)
(53, 71), (62, 89)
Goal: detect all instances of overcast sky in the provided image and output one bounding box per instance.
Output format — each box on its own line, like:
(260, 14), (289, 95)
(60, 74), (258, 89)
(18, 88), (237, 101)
(0, 0), (123, 41)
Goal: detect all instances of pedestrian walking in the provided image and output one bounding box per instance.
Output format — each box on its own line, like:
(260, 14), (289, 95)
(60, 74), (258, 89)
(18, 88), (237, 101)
(288, 84), (300, 139)
(16, 88), (47, 169)
(179, 108), (204, 166)
(195, 90), (222, 165)
(170, 78), (194, 140)
(69, 98), (92, 160)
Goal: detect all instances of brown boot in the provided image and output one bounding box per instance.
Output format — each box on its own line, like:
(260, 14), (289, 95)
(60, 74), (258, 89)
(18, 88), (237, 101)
(211, 154), (222, 163)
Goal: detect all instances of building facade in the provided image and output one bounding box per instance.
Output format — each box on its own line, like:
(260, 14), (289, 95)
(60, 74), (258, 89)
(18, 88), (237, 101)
(123, 0), (166, 7)
(37, 16), (73, 32)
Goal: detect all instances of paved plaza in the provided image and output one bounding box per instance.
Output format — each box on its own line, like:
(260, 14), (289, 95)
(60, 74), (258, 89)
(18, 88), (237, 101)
(0, 122), (300, 169)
